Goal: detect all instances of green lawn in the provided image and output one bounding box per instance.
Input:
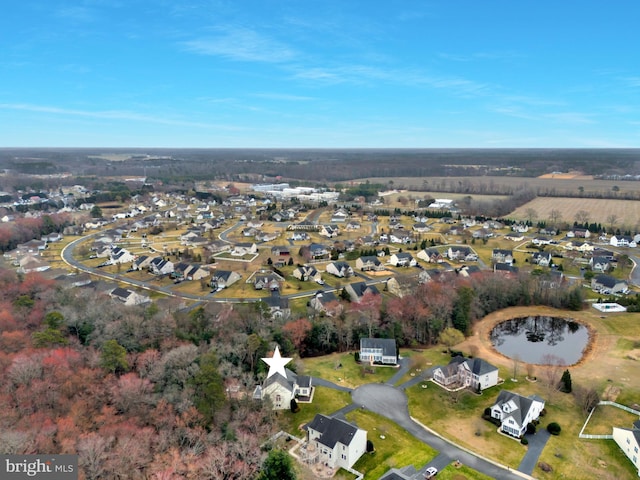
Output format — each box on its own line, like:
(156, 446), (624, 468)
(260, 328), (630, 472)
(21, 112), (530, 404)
(436, 463), (496, 480)
(582, 404), (640, 435)
(303, 352), (398, 388)
(344, 410), (438, 480)
(277, 386), (352, 436)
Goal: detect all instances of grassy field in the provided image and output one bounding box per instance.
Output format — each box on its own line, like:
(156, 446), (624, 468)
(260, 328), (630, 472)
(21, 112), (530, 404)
(343, 410), (437, 480)
(581, 404), (640, 436)
(277, 386), (352, 436)
(302, 352), (398, 388)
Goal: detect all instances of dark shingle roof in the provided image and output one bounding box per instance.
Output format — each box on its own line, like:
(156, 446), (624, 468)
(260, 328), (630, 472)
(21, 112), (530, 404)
(306, 414), (360, 448)
(360, 338), (396, 357)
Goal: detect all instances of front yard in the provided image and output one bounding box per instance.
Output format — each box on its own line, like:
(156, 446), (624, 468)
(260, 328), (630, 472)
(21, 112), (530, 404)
(302, 352), (398, 389)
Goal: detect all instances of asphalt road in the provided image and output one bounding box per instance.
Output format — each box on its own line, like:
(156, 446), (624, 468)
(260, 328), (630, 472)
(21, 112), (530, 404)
(351, 383), (532, 480)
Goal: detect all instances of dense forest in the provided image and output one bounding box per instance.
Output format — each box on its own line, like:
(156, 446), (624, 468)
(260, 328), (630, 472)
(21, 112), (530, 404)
(1, 148), (639, 183)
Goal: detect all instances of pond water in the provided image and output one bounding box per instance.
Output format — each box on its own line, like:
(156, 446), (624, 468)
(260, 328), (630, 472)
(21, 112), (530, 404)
(490, 316), (590, 366)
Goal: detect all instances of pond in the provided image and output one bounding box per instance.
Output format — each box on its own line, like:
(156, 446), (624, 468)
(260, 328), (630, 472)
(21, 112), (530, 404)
(490, 316), (590, 366)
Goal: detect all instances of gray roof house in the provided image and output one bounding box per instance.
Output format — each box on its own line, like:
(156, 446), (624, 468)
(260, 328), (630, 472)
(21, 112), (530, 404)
(490, 390), (545, 438)
(305, 414), (367, 470)
(359, 338), (397, 365)
(591, 274), (628, 294)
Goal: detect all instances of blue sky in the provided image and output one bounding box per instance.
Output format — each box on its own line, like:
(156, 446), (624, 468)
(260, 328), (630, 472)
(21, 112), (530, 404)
(1, 1), (639, 148)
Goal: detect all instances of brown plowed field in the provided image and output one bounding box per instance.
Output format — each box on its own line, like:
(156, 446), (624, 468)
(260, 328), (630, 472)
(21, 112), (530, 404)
(509, 197), (640, 229)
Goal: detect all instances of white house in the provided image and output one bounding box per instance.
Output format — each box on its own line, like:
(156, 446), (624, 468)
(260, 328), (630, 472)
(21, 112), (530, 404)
(359, 338), (397, 365)
(610, 235), (636, 248)
(432, 357), (499, 391)
(253, 347), (313, 410)
(326, 261), (353, 278)
(490, 390), (545, 438)
(612, 425), (640, 476)
(389, 252), (416, 267)
(305, 414), (367, 470)
(109, 287), (151, 306)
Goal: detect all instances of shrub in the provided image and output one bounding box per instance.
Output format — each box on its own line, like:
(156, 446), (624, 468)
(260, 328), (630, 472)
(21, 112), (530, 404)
(547, 422), (561, 435)
(366, 440), (374, 453)
(526, 422), (536, 434)
(484, 407), (492, 417)
(354, 352), (360, 362)
(521, 437), (529, 445)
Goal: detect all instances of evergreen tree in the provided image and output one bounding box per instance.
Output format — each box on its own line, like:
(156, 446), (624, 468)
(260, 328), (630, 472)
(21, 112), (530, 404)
(559, 369), (572, 393)
(190, 351), (225, 424)
(258, 449), (296, 480)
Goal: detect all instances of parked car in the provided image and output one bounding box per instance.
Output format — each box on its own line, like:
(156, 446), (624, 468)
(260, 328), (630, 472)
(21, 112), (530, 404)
(424, 467), (437, 478)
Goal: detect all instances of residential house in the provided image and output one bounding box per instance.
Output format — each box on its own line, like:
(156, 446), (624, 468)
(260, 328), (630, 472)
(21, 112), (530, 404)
(512, 224), (529, 233)
(260, 295), (291, 320)
(389, 230), (413, 244)
(569, 228), (591, 238)
(356, 256), (383, 271)
(110, 247), (135, 265)
(456, 264), (481, 278)
(133, 255), (153, 271)
(504, 232), (524, 242)
(490, 390), (546, 438)
(253, 272), (284, 291)
(326, 261), (353, 278)
(447, 246), (477, 262)
(532, 236), (553, 246)
(109, 287), (151, 306)
(531, 252), (552, 267)
(432, 356), (499, 391)
(412, 222), (430, 233)
(389, 252), (416, 267)
(292, 265), (324, 284)
(309, 243), (330, 260)
(589, 256), (611, 272)
(271, 245), (290, 258)
(17, 239), (47, 255)
(417, 248), (443, 263)
(612, 424), (640, 476)
(492, 249), (514, 265)
(386, 274), (420, 298)
(331, 209), (348, 223)
(17, 255), (50, 274)
(494, 263), (519, 275)
(591, 274), (628, 294)
(564, 240), (595, 253)
(344, 282), (379, 303)
(210, 270), (241, 289)
(254, 366), (313, 410)
(290, 231), (310, 241)
(346, 221), (361, 231)
(473, 228), (493, 240)
(305, 414), (367, 470)
(149, 257), (174, 276)
(610, 235), (636, 248)
(319, 224), (340, 238)
(206, 240), (231, 254)
(359, 338), (397, 365)
(231, 242), (257, 256)
(308, 291), (342, 317)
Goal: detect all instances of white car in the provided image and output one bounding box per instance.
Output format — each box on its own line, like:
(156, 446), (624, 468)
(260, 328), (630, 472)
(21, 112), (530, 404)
(424, 467), (438, 478)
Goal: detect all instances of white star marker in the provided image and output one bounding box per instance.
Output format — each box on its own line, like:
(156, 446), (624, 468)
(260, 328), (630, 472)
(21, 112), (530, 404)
(262, 346), (292, 379)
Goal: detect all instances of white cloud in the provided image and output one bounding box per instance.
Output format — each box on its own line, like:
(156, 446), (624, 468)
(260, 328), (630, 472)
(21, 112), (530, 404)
(0, 103), (242, 130)
(182, 27), (295, 63)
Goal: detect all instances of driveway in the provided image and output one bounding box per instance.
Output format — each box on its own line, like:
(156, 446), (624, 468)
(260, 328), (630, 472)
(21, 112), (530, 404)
(519, 429), (551, 475)
(352, 384), (530, 480)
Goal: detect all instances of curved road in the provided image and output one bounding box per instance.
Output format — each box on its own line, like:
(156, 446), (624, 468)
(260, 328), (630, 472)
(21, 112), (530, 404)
(351, 383), (529, 480)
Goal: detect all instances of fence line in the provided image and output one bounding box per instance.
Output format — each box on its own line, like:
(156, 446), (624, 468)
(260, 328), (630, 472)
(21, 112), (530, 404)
(578, 401), (640, 439)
